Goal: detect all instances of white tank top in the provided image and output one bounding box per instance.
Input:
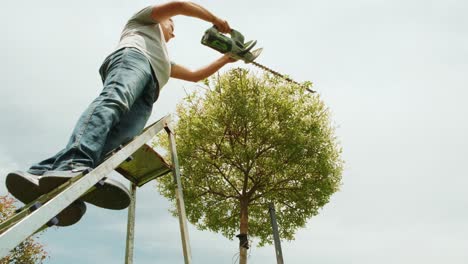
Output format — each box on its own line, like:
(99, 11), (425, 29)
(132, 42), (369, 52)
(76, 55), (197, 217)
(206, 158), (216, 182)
(115, 6), (172, 90)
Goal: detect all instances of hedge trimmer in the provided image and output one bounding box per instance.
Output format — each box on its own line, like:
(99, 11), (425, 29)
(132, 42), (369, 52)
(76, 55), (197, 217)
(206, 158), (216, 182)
(201, 26), (315, 93)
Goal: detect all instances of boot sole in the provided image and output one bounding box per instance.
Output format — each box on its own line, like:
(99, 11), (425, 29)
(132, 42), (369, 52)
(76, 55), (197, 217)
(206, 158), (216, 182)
(6, 172), (86, 227)
(39, 175), (131, 210)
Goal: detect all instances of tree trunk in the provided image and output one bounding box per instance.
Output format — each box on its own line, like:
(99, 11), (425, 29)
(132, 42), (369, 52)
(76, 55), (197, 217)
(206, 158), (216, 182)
(239, 199), (249, 264)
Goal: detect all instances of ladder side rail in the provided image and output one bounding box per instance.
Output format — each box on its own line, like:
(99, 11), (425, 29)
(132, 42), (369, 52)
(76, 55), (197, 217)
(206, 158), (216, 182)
(125, 183), (137, 264)
(165, 125), (192, 264)
(0, 115), (171, 258)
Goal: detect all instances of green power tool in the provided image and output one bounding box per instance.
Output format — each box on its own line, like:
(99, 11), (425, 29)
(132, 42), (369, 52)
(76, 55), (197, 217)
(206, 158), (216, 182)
(201, 26), (263, 63)
(201, 27), (315, 93)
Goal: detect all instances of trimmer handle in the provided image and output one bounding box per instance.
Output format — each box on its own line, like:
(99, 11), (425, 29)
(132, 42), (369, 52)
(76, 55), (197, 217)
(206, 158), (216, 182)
(212, 26), (245, 47)
(201, 26), (263, 63)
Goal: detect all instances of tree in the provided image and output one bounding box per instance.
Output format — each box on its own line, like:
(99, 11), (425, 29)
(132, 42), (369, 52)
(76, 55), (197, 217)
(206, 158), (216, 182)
(157, 69), (343, 263)
(0, 196), (48, 264)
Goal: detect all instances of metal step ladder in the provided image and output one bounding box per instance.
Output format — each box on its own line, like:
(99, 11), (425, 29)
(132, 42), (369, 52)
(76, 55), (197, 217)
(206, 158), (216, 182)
(0, 114), (192, 264)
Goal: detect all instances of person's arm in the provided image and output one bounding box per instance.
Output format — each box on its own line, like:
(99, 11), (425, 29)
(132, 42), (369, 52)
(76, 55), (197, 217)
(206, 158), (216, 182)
(171, 54), (235, 82)
(150, 1), (230, 33)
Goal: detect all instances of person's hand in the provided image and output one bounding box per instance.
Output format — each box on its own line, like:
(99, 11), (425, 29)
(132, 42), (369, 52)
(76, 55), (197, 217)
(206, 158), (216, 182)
(222, 54), (238, 63)
(212, 16), (231, 33)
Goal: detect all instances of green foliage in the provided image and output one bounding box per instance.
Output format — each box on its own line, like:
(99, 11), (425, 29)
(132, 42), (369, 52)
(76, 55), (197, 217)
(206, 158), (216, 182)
(157, 69), (343, 246)
(0, 196), (48, 264)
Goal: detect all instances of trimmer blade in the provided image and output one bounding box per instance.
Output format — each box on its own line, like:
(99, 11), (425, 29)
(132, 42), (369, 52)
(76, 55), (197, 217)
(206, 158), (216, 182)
(251, 60), (315, 93)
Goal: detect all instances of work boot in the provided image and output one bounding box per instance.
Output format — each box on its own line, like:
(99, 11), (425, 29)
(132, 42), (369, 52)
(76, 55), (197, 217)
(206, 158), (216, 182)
(39, 169), (131, 210)
(5, 171), (87, 227)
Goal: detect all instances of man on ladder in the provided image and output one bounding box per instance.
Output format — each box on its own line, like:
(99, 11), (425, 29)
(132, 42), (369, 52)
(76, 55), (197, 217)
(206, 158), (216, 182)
(5, 1), (235, 227)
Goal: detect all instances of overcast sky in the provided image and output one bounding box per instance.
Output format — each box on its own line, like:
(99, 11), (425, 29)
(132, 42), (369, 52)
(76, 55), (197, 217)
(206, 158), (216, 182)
(1, 0), (467, 263)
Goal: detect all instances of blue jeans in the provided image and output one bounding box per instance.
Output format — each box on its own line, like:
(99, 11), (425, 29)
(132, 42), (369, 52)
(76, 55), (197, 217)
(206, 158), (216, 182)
(29, 48), (159, 175)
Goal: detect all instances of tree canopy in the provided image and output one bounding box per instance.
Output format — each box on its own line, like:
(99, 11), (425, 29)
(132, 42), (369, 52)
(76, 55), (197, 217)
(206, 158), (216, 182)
(157, 69), (343, 249)
(0, 195), (48, 264)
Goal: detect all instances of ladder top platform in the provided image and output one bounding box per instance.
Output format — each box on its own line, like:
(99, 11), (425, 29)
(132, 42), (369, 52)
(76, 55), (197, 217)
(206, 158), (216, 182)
(116, 144), (171, 187)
